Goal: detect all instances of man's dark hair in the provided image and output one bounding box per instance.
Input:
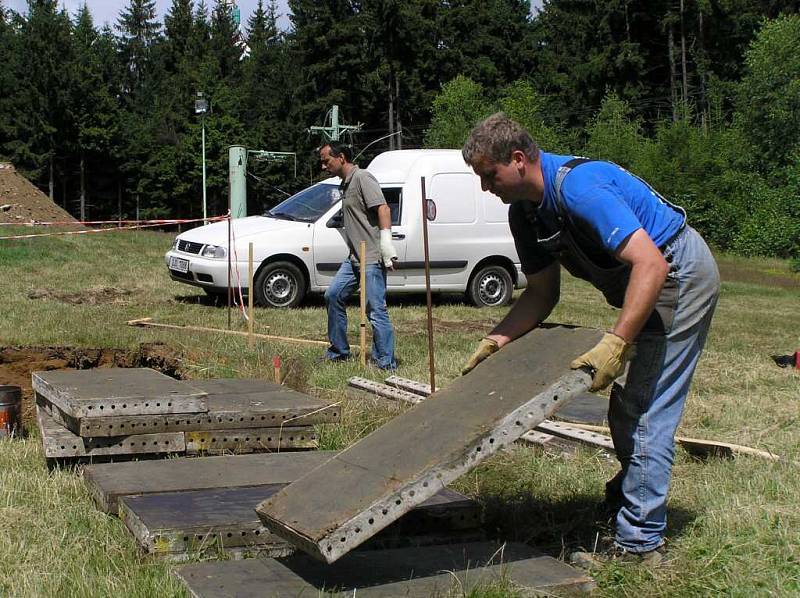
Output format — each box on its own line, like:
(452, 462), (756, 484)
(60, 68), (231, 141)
(322, 141), (353, 163)
(462, 112), (539, 166)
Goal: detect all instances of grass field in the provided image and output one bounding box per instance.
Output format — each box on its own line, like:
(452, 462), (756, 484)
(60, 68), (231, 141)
(0, 227), (798, 596)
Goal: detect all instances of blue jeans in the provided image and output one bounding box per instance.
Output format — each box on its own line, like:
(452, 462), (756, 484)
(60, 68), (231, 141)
(608, 227), (720, 553)
(324, 260), (397, 369)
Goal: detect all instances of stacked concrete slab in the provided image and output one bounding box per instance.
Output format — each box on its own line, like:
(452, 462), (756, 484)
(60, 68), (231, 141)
(34, 368), (338, 463)
(83, 452), (484, 561)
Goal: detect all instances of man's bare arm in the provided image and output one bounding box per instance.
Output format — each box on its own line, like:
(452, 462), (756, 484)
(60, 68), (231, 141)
(377, 204), (392, 230)
(486, 261), (560, 348)
(612, 228), (670, 342)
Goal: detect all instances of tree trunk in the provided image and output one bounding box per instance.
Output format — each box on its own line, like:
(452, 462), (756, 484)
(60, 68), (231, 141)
(80, 152), (86, 222)
(396, 74), (402, 150)
(49, 156), (54, 202)
(698, 7), (708, 131)
(680, 0), (689, 111)
(668, 19), (678, 122)
(118, 180), (123, 227)
(388, 77), (395, 151)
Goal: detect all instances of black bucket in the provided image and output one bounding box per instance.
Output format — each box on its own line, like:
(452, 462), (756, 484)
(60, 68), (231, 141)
(0, 385), (22, 438)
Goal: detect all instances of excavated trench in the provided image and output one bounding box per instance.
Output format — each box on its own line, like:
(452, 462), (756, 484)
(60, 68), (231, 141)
(0, 343), (186, 432)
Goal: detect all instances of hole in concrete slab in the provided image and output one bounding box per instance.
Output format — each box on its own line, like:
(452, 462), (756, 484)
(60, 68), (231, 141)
(382, 509), (388, 515)
(340, 537), (346, 542)
(327, 545), (332, 552)
(368, 518), (374, 524)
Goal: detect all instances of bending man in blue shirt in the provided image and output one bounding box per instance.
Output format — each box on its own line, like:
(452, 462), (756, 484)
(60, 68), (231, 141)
(461, 113), (720, 565)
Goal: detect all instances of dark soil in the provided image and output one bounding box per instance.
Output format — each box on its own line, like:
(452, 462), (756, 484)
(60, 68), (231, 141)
(0, 343), (186, 431)
(27, 286), (133, 306)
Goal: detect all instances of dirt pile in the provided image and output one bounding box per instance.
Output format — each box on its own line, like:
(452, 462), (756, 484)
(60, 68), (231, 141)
(0, 163), (82, 225)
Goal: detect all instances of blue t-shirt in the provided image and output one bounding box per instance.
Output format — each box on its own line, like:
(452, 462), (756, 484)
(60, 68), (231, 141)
(510, 152), (686, 275)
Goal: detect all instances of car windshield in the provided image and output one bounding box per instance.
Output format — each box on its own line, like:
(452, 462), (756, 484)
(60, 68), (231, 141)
(265, 182), (341, 223)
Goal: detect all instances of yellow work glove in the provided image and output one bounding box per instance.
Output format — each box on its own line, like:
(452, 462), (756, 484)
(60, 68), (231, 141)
(461, 338), (500, 375)
(570, 332), (635, 392)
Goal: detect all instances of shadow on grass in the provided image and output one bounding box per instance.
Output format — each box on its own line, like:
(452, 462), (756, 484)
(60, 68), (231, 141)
(478, 491), (697, 557)
(172, 291), (482, 309)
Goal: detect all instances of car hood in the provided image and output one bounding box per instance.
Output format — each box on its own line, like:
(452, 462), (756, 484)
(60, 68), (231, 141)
(176, 216), (308, 244)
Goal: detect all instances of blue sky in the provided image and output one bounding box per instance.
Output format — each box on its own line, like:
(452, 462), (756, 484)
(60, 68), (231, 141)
(5, 1), (542, 32)
(5, 1), (293, 30)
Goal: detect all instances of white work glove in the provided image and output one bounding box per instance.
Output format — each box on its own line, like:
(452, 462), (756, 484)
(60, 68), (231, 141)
(379, 229), (398, 269)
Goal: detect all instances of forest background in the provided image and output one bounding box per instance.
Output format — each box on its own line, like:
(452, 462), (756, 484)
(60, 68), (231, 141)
(1, 0), (799, 264)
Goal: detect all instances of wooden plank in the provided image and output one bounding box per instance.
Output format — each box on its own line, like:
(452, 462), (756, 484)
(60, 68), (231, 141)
(120, 486), (481, 559)
(516, 430), (582, 457)
(174, 541), (595, 597)
(32, 368), (207, 418)
(184, 427), (317, 454)
(36, 406), (185, 459)
(347, 377), (423, 405)
(42, 379), (339, 437)
(257, 325), (600, 563)
(84, 451), (339, 514)
(127, 317), (329, 346)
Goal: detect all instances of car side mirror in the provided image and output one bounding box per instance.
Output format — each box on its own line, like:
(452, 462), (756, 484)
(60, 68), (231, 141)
(326, 211), (343, 228)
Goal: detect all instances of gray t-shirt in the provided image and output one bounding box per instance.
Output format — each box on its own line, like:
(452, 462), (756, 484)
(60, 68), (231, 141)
(340, 166), (386, 264)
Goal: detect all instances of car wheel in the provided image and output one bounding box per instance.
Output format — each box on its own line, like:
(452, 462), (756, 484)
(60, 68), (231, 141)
(253, 261), (307, 308)
(467, 264), (513, 307)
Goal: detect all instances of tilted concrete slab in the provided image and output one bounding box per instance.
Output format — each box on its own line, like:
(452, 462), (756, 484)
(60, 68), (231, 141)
(257, 324), (600, 563)
(84, 451), (339, 514)
(32, 367), (207, 418)
(41, 378), (339, 437)
(120, 485), (481, 559)
(174, 541), (595, 596)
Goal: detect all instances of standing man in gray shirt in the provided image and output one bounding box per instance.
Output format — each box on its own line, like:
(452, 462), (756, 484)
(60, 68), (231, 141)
(319, 142), (398, 370)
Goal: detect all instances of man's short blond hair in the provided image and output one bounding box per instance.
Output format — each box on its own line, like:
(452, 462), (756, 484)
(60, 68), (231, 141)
(462, 113), (539, 166)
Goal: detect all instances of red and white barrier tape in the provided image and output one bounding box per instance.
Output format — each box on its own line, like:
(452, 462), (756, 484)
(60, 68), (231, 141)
(0, 215), (228, 241)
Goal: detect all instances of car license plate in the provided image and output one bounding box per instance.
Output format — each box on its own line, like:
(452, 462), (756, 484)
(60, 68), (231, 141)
(169, 256), (189, 273)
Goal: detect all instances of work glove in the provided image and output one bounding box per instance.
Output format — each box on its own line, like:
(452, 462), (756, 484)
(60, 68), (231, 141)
(461, 337), (500, 375)
(379, 229), (398, 269)
(570, 332), (635, 392)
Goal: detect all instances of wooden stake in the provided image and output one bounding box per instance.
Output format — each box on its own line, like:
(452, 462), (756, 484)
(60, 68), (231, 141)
(360, 240), (367, 367)
(248, 242), (254, 348)
(227, 212), (232, 330)
(273, 355), (282, 384)
(420, 177), (436, 393)
(126, 317), (329, 346)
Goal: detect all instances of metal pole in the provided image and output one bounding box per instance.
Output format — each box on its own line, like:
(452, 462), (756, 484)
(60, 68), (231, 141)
(227, 212), (232, 330)
(420, 177), (435, 393)
(202, 115), (207, 224)
(360, 240), (367, 367)
(248, 242), (254, 349)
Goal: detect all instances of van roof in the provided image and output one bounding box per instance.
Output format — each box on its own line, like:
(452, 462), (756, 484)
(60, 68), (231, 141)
(367, 149), (469, 184)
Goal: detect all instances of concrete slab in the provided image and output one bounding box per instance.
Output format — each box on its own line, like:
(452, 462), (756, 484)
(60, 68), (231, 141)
(257, 325), (601, 563)
(84, 451), (339, 514)
(36, 406), (185, 459)
(174, 541), (595, 596)
(184, 427), (317, 454)
(32, 368), (207, 418)
(42, 379), (340, 437)
(551, 391), (609, 425)
(120, 486), (481, 559)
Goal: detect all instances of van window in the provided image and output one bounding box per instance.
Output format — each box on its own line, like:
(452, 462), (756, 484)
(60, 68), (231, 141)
(382, 187), (402, 226)
(428, 174), (476, 224)
(265, 182), (341, 223)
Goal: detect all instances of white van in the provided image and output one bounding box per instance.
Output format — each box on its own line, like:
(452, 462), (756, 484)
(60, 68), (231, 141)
(165, 149), (525, 308)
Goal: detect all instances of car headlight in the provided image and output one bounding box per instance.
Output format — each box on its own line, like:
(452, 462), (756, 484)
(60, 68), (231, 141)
(201, 244), (227, 258)
(171, 238), (179, 250)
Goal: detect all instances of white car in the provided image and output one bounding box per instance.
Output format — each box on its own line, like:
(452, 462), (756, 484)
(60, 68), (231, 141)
(165, 149), (525, 308)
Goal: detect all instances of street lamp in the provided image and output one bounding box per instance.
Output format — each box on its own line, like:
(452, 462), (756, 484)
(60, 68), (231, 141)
(195, 91), (209, 223)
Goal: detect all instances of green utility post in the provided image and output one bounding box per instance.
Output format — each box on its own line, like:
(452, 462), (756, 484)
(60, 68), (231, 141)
(229, 145), (247, 219)
(309, 105), (362, 142)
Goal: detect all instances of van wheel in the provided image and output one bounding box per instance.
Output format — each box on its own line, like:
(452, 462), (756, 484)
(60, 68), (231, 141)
(468, 265), (513, 307)
(254, 261), (307, 308)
